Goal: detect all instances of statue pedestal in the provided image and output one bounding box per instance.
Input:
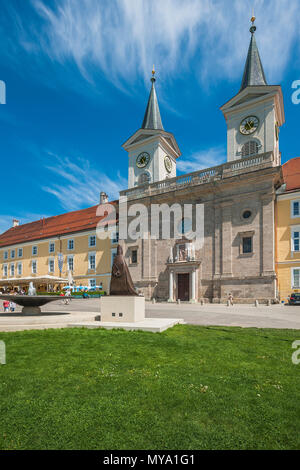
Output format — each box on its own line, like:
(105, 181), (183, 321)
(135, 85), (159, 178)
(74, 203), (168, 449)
(22, 306), (41, 315)
(101, 296), (145, 323)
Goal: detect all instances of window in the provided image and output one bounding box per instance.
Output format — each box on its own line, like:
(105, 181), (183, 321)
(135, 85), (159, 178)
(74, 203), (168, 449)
(241, 140), (259, 158)
(11, 249), (15, 259)
(49, 259), (55, 273)
(242, 210), (252, 220)
(242, 237), (253, 254)
(112, 231), (119, 244)
(89, 279), (96, 288)
(292, 230), (300, 252)
(18, 248), (23, 258)
(49, 242), (55, 253)
(10, 264), (15, 277)
(292, 200), (300, 218)
(138, 172), (151, 185)
(17, 263), (22, 276)
(89, 235), (96, 247)
(111, 248), (117, 267)
(3, 264), (8, 277)
(67, 256), (74, 271)
(68, 239), (74, 250)
(32, 246), (38, 256)
(131, 249), (138, 264)
(292, 268), (300, 288)
(32, 260), (37, 274)
(178, 218), (193, 236)
(4, 251), (8, 260)
(89, 253), (96, 270)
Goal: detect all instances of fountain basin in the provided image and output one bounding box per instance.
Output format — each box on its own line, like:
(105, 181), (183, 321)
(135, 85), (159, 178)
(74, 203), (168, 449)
(0, 295), (62, 315)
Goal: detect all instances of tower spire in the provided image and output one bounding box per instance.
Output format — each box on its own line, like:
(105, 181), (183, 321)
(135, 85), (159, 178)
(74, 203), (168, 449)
(141, 67), (164, 131)
(240, 15), (267, 91)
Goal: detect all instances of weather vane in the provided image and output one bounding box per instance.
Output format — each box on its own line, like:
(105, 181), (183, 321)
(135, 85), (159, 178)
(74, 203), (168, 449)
(250, 7), (256, 33)
(151, 64), (156, 82)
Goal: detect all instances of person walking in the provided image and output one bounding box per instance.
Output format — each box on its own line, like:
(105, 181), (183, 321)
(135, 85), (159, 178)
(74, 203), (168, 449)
(228, 293), (234, 307)
(10, 301), (16, 313)
(3, 300), (10, 313)
(64, 290), (71, 305)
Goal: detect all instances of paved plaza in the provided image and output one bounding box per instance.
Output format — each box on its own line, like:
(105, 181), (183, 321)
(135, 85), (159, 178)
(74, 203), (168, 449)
(0, 298), (299, 331)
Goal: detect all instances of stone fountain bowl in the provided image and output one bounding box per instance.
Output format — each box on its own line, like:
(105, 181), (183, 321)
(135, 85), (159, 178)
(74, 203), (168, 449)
(0, 295), (63, 315)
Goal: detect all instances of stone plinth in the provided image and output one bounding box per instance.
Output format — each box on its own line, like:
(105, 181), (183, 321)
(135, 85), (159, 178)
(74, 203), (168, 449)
(100, 296), (145, 323)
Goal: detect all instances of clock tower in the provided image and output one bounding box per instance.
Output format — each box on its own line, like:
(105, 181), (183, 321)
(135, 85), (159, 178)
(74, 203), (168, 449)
(123, 69), (181, 189)
(220, 17), (285, 165)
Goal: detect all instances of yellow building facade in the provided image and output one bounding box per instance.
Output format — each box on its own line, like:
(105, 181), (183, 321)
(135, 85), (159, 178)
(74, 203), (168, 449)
(275, 158), (300, 302)
(0, 203), (118, 293)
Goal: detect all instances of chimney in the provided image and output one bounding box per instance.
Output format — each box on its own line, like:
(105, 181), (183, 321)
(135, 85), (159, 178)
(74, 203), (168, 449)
(100, 192), (109, 205)
(13, 219), (19, 227)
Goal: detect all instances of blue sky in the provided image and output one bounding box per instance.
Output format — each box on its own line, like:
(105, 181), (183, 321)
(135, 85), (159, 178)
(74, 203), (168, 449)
(1, 0), (300, 233)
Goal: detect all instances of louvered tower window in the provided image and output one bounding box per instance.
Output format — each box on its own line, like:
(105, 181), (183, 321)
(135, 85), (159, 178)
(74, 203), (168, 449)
(139, 172), (151, 185)
(241, 141), (259, 158)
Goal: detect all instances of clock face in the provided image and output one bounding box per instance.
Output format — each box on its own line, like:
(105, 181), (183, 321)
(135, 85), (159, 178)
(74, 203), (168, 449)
(136, 152), (150, 168)
(240, 116), (259, 135)
(164, 156), (172, 173)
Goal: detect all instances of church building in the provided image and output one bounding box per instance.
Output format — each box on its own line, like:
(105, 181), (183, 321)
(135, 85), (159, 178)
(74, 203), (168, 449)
(120, 18), (285, 303)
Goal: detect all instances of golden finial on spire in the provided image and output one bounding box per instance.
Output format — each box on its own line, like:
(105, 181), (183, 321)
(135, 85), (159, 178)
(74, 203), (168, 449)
(250, 7), (256, 34)
(151, 64), (156, 83)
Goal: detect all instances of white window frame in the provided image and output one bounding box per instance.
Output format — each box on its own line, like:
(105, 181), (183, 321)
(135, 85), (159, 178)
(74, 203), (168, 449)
(49, 242), (55, 254)
(67, 239), (74, 251)
(3, 264), (8, 277)
(292, 227), (300, 252)
(4, 251), (8, 261)
(17, 262), (22, 276)
(18, 248), (23, 258)
(291, 199), (300, 219)
(11, 249), (15, 259)
(89, 235), (96, 248)
(89, 278), (96, 288)
(32, 260), (37, 274)
(67, 255), (74, 272)
(10, 263), (15, 277)
(88, 252), (96, 271)
(48, 258), (55, 274)
(292, 267), (300, 289)
(32, 245), (38, 256)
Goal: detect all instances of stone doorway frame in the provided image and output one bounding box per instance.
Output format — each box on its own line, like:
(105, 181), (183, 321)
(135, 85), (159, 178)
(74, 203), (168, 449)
(167, 261), (201, 303)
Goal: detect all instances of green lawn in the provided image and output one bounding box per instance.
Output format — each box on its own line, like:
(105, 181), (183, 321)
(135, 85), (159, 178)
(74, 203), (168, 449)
(0, 325), (299, 450)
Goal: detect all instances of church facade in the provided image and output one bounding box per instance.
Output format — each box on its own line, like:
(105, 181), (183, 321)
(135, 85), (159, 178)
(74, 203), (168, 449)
(119, 20), (285, 303)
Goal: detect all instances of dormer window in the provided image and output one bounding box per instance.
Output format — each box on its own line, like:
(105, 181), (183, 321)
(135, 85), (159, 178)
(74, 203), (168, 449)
(241, 140), (259, 158)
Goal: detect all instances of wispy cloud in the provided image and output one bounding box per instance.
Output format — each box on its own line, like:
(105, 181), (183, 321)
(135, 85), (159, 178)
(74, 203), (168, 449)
(42, 152), (127, 211)
(20, 0), (300, 90)
(177, 146), (226, 174)
(0, 213), (52, 234)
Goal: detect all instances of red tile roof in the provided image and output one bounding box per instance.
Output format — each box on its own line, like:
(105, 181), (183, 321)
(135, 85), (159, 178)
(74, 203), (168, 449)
(282, 157), (300, 192)
(0, 202), (118, 248)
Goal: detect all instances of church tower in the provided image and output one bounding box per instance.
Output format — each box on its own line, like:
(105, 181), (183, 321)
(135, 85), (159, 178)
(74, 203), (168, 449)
(220, 16), (285, 165)
(122, 69), (181, 189)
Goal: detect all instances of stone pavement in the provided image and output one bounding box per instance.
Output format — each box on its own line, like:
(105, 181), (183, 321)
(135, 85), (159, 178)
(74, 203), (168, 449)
(0, 298), (299, 332)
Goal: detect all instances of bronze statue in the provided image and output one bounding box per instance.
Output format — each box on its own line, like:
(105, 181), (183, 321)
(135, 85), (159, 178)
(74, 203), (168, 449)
(110, 245), (138, 296)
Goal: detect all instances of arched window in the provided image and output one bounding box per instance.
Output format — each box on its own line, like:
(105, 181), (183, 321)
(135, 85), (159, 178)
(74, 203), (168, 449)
(241, 140), (259, 158)
(177, 218), (193, 236)
(138, 172), (151, 185)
